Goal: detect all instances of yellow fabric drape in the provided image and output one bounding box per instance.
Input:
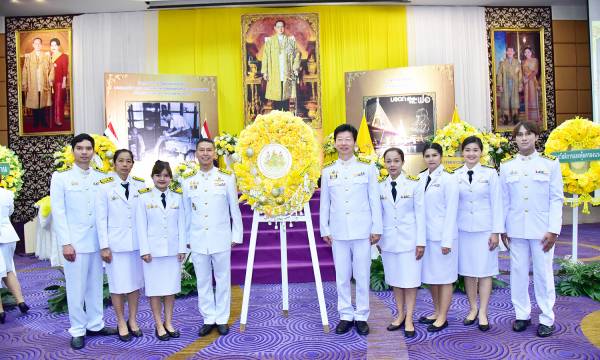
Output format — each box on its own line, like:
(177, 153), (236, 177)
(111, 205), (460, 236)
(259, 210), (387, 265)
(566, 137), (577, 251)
(158, 5), (407, 136)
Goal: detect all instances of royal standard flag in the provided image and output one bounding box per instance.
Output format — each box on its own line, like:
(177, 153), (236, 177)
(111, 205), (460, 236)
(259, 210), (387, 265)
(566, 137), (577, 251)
(357, 111), (375, 155)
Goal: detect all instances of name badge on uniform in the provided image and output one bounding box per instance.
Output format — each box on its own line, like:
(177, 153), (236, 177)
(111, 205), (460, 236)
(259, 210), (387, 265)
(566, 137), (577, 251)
(509, 170), (518, 176)
(380, 194), (387, 200)
(214, 178), (225, 187)
(354, 171), (365, 177)
(400, 194), (412, 199)
(535, 170), (548, 175)
(330, 171), (338, 180)
(170, 204), (179, 209)
(190, 181), (198, 190)
(147, 203), (157, 209)
(133, 194), (139, 198)
(431, 183), (441, 188)
(71, 181), (79, 186)
(478, 179), (489, 184)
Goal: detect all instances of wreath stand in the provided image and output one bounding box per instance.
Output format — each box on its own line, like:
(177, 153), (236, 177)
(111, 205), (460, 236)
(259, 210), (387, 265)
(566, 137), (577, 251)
(239, 203), (330, 332)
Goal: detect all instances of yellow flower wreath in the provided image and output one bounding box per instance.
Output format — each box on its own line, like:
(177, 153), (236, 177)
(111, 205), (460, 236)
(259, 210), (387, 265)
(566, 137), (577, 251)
(234, 111), (321, 217)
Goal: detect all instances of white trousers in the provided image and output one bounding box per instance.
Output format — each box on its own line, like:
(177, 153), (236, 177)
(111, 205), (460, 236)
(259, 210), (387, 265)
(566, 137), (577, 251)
(510, 237), (556, 326)
(63, 252), (105, 337)
(191, 251), (231, 325)
(332, 239), (371, 321)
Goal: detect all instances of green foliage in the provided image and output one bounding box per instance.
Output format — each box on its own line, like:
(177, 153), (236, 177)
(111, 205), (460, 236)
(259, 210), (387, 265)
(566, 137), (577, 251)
(452, 275), (508, 293)
(370, 256), (391, 291)
(177, 254), (198, 298)
(556, 258), (600, 302)
(44, 271), (112, 314)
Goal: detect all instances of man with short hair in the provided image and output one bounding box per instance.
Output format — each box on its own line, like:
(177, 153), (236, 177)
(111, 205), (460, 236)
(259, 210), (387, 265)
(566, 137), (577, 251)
(320, 123), (382, 336)
(182, 138), (243, 337)
(50, 133), (117, 349)
(497, 46), (523, 125)
(21, 37), (52, 128)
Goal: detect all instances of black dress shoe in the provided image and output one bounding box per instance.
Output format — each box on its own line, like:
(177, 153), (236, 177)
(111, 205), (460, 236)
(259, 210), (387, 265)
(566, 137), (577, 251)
(404, 329), (416, 338)
(155, 327), (170, 341)
(198, 324), (215, 337)
(118, 332), (131, 342)
(87, 327), (118, 336)
(70, 336), (85, 350)
(386, 320), (404, 331)
(418, 316), (436, 325)
(463, 316), (477, 326)
(355, 321), (369, 336)
(217, 324), (229, 335)
(164, 323), (180, 338)
(478, 323), (490, 332)
(127, 321), (143, 337)
(17, 302), (30, 314)
(427, 321), (448, 332)
(0, 312), (5, 324)
(537, 324), (555, 337)
(335, 320), (353, 335)
(512, 319), (531, 332)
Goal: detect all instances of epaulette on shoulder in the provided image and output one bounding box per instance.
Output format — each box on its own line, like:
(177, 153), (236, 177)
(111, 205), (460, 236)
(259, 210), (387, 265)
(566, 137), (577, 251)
(99, 176), (114, 184)
(132, 176), (145, 182)
(182, 169), (197, 179)
(138, 187), (152, 194)
(482, 164), (496, 169)
(218, 168), (232, 176)
(443, 167), (455, 174)
(323, 160), (336, 169)
(406, 174), (420, 181)
(541, 153), (557, 161)
(172, 187), (183, 194)
(501, 155), (514, 163)
(378, 175), (388, 183)
(357, 157), (371, 164)
(57, 166), (71, 173)
(93, 167), (108, 174)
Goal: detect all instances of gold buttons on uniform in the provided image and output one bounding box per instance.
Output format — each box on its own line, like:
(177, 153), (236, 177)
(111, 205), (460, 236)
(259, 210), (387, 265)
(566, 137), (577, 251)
(525, 209), (529, 213)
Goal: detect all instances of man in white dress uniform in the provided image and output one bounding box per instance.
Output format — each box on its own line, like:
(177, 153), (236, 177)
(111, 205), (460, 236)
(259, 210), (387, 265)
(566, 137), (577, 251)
(50, 134), (117, 349)
(320, 124), (383, 336)
(182, 139), (243, 337)
(500, 121), (563, 337)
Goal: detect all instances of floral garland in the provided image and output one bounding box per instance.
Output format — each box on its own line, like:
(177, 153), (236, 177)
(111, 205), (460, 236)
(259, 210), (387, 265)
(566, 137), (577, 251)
(234, 111), (321, 218)
(53, 134), (117, 173)
(214, 132), (238, 157)
(0, 146), (25, 197)
(544, 117), (600, 214)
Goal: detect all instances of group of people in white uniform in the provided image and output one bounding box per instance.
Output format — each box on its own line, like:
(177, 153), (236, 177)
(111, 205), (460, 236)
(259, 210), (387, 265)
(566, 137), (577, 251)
(0, 118), (563, 350)
(319, 121), (563, 339)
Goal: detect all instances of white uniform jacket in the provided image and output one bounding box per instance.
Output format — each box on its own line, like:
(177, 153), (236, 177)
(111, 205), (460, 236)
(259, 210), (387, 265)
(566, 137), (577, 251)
(378, 174), (425, 253)
(96, 174), (146, 252)
(319, 156), (383, 240)
(419, 165), (459, 248)
(500, 151), (564, 239)
(0, 188), (19, 243)
(455, 163), (504, 234)
(136, 187), (187, 257)
(50, 165), (105, 253)
(182, 167), (243, 255)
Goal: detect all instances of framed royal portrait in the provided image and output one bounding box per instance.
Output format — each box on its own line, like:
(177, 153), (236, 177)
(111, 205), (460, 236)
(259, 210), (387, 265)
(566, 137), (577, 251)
(16, 28), (73, 136)
(491, 28), (547, 131)
(241, 13), (322, 129)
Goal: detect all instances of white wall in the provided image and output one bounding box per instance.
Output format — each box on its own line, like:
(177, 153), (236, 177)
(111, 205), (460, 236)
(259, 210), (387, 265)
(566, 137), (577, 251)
(552, 4), (588, 20)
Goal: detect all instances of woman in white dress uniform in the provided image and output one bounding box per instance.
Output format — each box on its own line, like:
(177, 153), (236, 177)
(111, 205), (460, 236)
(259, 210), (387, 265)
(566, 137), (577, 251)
(379, 148), (425, 338)
(456, 136), (503, 332)
(96, 149), (145, 341)
(136, 161), (186, 341)
(418, 143), (459, 332)
(0, 183), (30, 324)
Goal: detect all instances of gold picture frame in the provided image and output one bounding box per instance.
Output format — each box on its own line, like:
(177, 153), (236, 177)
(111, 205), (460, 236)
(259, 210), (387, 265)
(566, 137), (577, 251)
(16, 28), (74, 136)
(491, 27), (547, 131)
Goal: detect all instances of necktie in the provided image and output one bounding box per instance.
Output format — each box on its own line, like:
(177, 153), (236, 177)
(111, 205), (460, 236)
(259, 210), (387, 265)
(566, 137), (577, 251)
(391, 181), (397, 202)
(467, 170), (474, 184)
(121, 183), (129, 199)
(161, 193), (166, 208)
(425, 175), (432, 190)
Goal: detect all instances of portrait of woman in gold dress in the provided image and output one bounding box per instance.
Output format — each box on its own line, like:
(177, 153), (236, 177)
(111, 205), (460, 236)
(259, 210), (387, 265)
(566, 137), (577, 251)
(521, 47), (541, 125)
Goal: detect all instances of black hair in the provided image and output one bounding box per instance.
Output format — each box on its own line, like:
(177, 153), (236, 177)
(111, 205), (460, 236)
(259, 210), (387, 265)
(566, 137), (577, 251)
(333, 124), (358, 142)
(383, 147), (405, 162)
(113, 149), (134, 163)
(32, 37), (42, 44)
(50, 38), (60, 46)
(196, 137), (215, 150)
(275, 19), (286, 27)
(513, 120), (541, 137)
(71, 133), (95, 150)
(422, 142), (443, 157)
(461, 135), (483, 151)
(151, 160), (173, 178)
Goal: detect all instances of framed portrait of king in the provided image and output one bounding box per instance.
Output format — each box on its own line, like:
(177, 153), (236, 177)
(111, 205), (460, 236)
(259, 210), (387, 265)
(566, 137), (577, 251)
(491, 28), (547, 131)
(16, 28), (74, 136)
(242, 13), (322, 128)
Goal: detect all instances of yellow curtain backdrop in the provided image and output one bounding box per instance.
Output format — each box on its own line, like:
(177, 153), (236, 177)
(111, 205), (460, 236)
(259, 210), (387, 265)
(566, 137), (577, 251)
(158, 5), (407, 137)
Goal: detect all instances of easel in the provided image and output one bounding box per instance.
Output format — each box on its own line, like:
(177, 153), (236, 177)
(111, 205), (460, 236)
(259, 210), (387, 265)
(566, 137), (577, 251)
(239, 203), (330, 332)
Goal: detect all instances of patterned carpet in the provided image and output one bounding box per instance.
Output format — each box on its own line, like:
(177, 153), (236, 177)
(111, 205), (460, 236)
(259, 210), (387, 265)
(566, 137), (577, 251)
(1, 225), (600, 359)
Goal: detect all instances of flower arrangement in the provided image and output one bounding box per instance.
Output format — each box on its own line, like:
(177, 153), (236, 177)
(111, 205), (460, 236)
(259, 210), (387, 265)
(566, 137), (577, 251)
(35, 196), (52, 218)
(53, 134), (117, 173)
(544, 117), (600, 213)
(214, 132), (238, 157)
(169, 160), (200, 192)
(0, 145), (25, 197)
(234, 111), (321, 218)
